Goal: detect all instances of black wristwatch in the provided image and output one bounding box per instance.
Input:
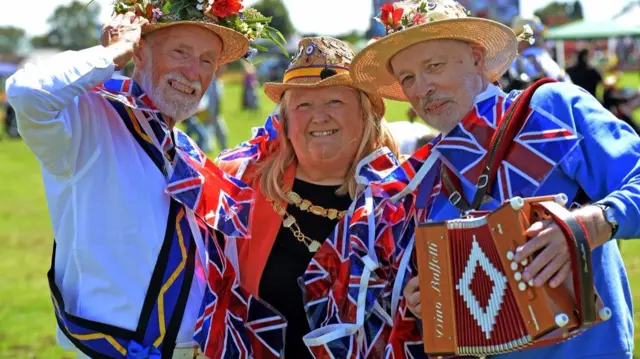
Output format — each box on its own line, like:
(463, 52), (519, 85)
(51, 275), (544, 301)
(594, 204), (619, 238)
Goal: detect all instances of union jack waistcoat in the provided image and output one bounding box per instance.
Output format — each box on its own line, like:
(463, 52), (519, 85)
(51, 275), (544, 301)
(49, 77), (267, 358)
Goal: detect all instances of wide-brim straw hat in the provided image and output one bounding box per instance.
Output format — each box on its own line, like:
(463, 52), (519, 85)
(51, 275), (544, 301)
(263, 37), (386, 117)
(114, 1), (252, 65)
(143, 20), (249, 65)
(350, 0), (519, 102)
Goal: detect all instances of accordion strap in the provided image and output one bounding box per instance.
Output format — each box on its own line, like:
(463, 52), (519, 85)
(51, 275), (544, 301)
(532, 201), (596, 327)
(442, 78), (558, 214)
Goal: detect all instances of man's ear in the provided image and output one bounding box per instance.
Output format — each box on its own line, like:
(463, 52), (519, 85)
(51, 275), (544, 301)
(470, 43), (487, 73)
(132, 38), (147, 69)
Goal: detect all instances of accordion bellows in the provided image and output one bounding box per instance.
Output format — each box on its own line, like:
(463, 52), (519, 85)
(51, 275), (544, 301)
(414, 194), (611, 357)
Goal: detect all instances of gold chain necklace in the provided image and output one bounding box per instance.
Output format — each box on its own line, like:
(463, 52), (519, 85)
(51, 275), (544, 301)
(271, 201), (322, 252)
(285, 189), (348, 220)
(268, 187), (348, 252)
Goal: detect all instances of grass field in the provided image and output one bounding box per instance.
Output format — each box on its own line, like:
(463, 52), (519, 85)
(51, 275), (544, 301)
(1, 76), (640, 358)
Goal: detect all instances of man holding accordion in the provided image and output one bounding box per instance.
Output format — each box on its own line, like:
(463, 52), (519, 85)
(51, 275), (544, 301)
(345, 0), (639, 358)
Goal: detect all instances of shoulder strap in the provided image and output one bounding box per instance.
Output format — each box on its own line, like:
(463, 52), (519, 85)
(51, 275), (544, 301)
(472, 78), (557, 209)
(445, 78), (558, 213)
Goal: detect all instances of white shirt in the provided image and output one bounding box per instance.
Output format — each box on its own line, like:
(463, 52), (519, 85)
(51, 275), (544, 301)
(386, 120), (438, 155)
(6, 45), (204, 350)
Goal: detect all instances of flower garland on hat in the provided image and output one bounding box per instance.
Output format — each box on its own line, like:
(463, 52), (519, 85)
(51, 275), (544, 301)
(112, 0), (287, 59)
(374, 0), (534, 43)
(375, 1), (471, 35)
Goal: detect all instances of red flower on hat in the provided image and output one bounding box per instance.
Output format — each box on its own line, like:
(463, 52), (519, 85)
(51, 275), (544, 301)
(380, 3), (404, 29)
(211, 0), (243, 18)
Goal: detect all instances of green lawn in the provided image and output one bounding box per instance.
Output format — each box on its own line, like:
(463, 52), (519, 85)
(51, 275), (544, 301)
(1, 78), (639, 358)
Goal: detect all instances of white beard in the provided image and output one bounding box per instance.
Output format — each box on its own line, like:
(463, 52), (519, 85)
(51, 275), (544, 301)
(137, 60), (203, 123)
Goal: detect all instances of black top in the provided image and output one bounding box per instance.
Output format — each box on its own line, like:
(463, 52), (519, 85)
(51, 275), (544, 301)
(259, 179), (352, 358)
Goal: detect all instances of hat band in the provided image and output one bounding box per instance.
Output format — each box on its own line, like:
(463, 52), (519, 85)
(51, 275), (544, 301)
(283, 66), (349, 83)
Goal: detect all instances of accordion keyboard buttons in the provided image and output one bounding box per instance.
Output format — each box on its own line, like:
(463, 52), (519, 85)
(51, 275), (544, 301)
(514, 272), (522, 281)
(510, 262), (518, 271)
(506, 251), (515, 260)
(518, 282), (527, 291)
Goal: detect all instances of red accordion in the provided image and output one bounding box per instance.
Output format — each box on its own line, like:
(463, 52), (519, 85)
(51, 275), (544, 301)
(414, 194), (611, 357)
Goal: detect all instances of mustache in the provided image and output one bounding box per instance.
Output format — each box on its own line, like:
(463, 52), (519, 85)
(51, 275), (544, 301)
(418, 95), (453, 110)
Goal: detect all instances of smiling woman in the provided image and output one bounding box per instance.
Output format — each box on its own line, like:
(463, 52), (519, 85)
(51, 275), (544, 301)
(214, 36), (399, 358)
(281, 86), (365, 183)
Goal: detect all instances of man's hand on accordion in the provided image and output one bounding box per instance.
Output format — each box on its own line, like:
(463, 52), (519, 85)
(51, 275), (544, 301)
(404, 276), (422, 319)
(514, 205), (614, 288)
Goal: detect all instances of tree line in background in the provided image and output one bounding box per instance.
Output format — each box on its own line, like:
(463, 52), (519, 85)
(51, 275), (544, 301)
(0, 0), (299, 57)
(1, 1), (102, 55)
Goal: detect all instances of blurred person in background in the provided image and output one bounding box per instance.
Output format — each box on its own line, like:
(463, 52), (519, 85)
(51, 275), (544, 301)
(567, 49), (603, 98)
(503, 15), (571, 91)
(205, 68), (228, 151)
(242, 61), (259, 111)
(184, 89), (213, 153)
(603, 73), (640, 134)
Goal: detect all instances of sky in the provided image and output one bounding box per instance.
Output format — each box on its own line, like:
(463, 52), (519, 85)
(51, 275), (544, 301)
(1, 0), (635, 37)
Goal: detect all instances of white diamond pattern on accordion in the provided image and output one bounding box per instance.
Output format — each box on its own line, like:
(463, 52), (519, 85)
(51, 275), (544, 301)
(455, 236), (508, 340)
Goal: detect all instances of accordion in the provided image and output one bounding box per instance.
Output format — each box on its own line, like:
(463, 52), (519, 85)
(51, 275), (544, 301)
(414, 194), (611, 357)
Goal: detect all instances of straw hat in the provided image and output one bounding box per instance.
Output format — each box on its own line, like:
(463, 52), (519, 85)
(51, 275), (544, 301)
(112, 0), (285, 65)
(142, 20), (248, 65)
(263, 37), (386, 117)
(349, 0), (520, 102)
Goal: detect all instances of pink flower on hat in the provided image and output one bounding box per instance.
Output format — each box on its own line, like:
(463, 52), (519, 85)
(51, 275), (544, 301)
(412, 12), (428, 25)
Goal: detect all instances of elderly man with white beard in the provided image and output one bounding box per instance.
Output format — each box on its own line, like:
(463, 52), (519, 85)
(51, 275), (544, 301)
(5, 1), (285, 357)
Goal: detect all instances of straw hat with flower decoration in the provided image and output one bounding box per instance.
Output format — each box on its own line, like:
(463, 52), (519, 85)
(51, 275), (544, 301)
(263, 37), (386, 117)
(349, 0), (534, 102)
(111, 0), (288, 64)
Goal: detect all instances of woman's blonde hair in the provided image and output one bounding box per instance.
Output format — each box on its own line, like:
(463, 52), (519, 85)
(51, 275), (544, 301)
(253, 88), (399, 204)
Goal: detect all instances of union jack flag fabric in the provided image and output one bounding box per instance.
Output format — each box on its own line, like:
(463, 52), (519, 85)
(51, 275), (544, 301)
(94, 77), (256, 239)
(193, 219), (286, 359)
(298, 87), (585, 359)
(433, 90), (582, 203)
(217, 111), (281, 165)
(300, 144), (440, 359)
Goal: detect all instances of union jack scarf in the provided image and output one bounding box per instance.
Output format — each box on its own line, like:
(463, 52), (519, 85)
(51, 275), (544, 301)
(300, 143), (439, 359)
(93, 77), (256, 232)
(298, 85), (582, 359)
